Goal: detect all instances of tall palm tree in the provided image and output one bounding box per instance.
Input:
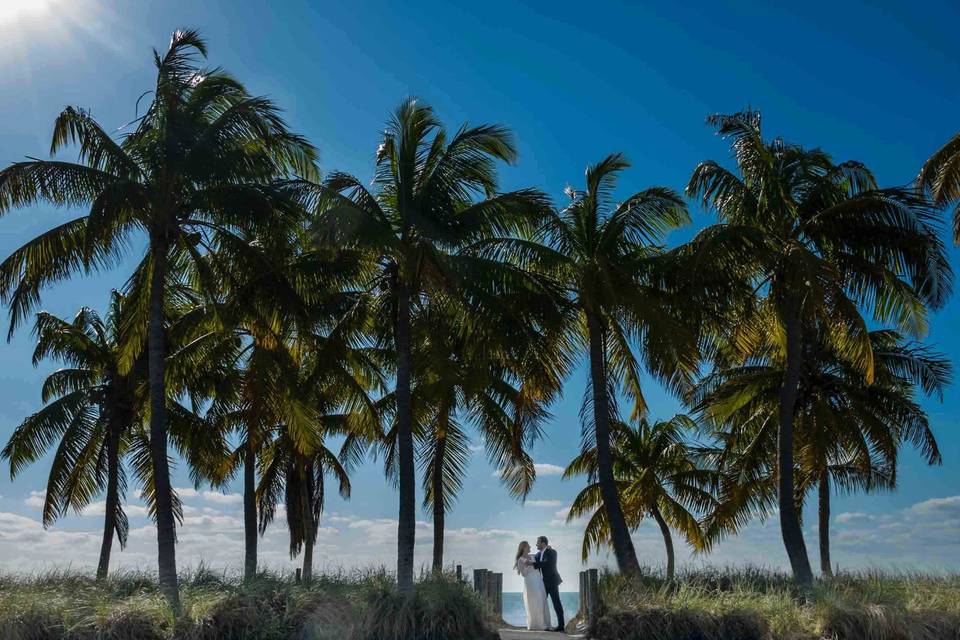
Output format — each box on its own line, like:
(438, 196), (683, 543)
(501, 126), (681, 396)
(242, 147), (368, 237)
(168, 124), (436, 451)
(918, 132), (960, 243)
(0, 30), (315, 606)
(528, 153), (693, 574)
(564, 415), (716, 581)
(693, 328), (950, 577)
(687, 110), (951, 588)
(310, 98), (554, 590)
(2, 295), (144, 580)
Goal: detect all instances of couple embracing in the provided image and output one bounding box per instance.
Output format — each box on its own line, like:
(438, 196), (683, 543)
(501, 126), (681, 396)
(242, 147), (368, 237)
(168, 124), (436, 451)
(514, 536), (565, 632)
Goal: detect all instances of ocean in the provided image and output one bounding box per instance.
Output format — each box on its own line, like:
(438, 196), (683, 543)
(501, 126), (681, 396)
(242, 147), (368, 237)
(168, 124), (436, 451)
(501, 592), (580, 628)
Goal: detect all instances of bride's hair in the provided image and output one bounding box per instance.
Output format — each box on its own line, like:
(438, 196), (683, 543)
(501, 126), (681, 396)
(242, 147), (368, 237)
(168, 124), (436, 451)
(514, 540), (529, 574)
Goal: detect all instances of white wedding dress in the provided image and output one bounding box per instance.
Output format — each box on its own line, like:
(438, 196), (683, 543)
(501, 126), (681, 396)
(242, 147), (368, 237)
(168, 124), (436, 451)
(519, 553), (550, 630)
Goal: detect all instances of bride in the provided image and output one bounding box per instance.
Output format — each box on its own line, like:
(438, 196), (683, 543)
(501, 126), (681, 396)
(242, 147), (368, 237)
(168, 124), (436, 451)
(515, 540), (550, 631)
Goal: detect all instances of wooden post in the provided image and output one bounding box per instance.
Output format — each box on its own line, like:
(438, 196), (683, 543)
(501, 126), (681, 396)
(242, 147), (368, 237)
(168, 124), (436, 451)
(456, 564), (462, 582)
(587, 568), (599, 617)
(473, 568), (488, 601)
(578, 571), (587, 617)
(493, 572), (503, 616)
(295, 568), (302, 583)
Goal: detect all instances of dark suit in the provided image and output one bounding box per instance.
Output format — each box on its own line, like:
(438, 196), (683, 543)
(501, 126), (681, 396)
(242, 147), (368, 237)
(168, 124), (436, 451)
(533, 547), (564, 628)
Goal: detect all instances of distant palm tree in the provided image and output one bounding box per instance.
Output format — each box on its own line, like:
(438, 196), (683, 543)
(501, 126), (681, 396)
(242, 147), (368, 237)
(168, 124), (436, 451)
(918, 131), (960, 243)
(386, 308), (555, 572)
(687, 110), (951, 588)
(530, 153), (693, 574)
(0, 30), (315, 606)
(310, 97), (553, 590)
(564, 415), (715, 581)
(2, 296), (144, 581)
(693, 328), (951, 577)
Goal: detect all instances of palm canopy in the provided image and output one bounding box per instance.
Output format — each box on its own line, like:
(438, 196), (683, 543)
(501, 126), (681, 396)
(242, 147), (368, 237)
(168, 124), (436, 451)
(918, 131), (960, 243)
(692, 327), (951, 540)
(0, 29), (316, 337)
(564, 415), (717, 578)
(3, 295), (146, 531)
(688, 111), (951, 374)
(529, 153), (696, 418)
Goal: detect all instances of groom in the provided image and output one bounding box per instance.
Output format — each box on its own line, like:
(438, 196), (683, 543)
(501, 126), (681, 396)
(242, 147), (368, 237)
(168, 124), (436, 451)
(533, 535), (564, 632)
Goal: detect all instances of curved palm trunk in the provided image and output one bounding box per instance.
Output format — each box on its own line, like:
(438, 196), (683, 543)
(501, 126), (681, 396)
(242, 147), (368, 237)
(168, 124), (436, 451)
(818, 469), (832, 577)
(778, 304), (814, 591)
(395, 284), (416, 592)
(586, 311), (640, 575)
(243, 442), (257, 582)
(147, 241), (179, 609)
(432, 435), (446, 573)
(650, 503), (675, 582)
(96, 423), (122, 581)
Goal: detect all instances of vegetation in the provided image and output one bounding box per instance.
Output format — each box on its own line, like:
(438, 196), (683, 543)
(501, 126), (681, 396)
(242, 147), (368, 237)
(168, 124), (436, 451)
(590, 567), (960, 640)
(564, 415), (715, 581)
(0, 568), (498, 640)
(0, 27), (958, 636)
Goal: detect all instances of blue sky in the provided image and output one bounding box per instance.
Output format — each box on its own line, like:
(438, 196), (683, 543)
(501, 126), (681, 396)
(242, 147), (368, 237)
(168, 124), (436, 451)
(0, 0), (958, 590)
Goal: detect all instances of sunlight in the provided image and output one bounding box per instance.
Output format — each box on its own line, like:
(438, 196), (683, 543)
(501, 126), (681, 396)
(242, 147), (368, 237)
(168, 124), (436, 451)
(0, 0), (54, 25)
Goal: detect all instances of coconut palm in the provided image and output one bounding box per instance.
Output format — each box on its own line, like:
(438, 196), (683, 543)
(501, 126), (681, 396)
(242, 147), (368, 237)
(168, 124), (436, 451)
(918, 132), (960, 243)
(527, 153), (693, 574)
(564, 415), (716, 581)
(384, 307), (556, 572)
(693, 328), (950, 577)
(0, 30), (315, 605)
(255, 335), (382, 581)
(309, 97), (555, 590)
(2, 296), (144, 580)
(687, 110), (951, 588)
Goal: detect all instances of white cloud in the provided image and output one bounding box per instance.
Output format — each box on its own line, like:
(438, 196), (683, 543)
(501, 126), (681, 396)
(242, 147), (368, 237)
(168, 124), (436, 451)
(200, 491), (243, 506)
(23, 490), (44, 508)
(835, 512), (875, 524)
(526, 500), (563, 508)
(533, 463), (564, 476)
(173, 487), (198, 498)
(908, 495), (960, 518)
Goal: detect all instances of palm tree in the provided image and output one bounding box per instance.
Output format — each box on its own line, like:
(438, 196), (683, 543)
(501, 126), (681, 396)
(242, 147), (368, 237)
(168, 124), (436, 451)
(256, 337), (381, 581)
(687, 110), (951, 588)
(2, 295), (144, 580)
(564, 415), (716, 581)
(386, 307), (555, 572)
(529, 153), (693, 574)
(0, 30), (315, 606)
(693, 328), (950, 577)
(310, 98), (553, 590)
(918, 132), (960, 243)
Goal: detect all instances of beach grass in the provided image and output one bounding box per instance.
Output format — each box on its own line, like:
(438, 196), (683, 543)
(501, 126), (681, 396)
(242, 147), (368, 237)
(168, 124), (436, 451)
(588, 566), (960, 640)
(0, 566), (498, 640)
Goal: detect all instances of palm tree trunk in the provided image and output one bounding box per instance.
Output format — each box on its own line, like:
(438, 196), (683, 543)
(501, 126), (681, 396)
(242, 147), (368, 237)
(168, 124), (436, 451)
(586, 311), (640, 575)
(243, 441), (257, 582)
(300, 470), (315, 582)
(778, 302), (814, 591)
(432, 435), (446, 573)
(819, 469), (832, 578)
(147, 239), (179, 610)
(650, 503), (675, 582)
(395, 284), (416, 592)
(96, 424), (121, 581)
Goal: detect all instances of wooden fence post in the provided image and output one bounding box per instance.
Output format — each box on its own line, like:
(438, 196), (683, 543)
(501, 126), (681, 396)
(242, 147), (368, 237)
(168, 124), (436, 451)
(295, 568), (302, 583)
(587, 568), (599, 616)
(456, 564), (462, 582)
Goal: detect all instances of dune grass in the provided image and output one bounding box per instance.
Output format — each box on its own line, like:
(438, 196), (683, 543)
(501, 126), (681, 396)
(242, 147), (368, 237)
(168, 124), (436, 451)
(0, 566), (497, 640)
(588, 567), (960, 640)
